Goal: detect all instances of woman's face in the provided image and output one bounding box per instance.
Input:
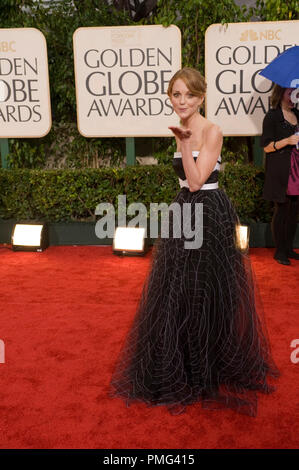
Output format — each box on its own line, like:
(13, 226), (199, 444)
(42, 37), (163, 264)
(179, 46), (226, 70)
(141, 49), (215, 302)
(169, 78), (203, 121)
(281, 88), (296, 108)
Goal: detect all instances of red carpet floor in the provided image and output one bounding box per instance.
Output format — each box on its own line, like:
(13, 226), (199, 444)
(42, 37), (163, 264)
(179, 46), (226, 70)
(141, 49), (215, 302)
(0, 245), (298, 449)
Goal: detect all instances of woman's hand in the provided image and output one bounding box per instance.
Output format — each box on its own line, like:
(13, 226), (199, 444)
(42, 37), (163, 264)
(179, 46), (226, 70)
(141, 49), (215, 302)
(287, 133), (299, 146)
(168, 126), (192, 141)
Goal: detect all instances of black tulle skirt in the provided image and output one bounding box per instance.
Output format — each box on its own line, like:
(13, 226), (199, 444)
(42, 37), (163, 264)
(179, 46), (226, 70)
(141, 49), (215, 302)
(109, 187), (279, 416)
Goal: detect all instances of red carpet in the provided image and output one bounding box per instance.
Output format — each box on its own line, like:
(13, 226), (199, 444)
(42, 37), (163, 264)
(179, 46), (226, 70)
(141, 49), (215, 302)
(0, 245), (298, 449)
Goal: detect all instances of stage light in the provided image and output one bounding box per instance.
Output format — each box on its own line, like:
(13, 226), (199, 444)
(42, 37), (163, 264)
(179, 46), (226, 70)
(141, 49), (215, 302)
(11, 223), (49, 252)
(113, 227), (148, 256)
(236, 224), (250, 253)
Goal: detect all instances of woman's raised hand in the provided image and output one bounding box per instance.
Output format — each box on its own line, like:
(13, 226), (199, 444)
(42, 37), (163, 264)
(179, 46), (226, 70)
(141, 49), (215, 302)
(168, 126), (192, 141)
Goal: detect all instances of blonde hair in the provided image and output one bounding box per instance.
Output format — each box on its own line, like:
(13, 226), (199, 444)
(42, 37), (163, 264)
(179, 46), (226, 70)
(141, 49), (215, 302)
(167, 67), (207, 98)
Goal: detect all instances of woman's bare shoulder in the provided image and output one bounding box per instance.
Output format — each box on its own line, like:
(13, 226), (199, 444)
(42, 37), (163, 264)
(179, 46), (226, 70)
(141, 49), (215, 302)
(203, 120), (223, 141)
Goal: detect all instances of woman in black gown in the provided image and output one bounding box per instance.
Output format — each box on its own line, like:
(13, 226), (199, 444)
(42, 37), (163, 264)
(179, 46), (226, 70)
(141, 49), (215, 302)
(109, 67), (279, 416)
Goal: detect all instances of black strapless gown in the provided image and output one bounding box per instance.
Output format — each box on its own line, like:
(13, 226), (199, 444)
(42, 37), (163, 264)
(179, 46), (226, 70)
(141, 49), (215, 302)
(109, 155), (279, 416)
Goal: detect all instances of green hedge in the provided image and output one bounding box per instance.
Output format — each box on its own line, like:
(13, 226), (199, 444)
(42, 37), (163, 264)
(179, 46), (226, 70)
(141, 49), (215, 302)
(0, 164), (272, 223)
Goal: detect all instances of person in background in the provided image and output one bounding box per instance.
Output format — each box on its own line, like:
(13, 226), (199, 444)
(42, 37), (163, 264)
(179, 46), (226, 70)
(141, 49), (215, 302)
(261, 85), (299, 265)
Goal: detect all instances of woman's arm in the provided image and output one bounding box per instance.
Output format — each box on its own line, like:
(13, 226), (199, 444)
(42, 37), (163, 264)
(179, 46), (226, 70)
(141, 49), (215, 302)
(169, 124), (222, 192)
(264, 134), (299, 153)
(261, 108), (299, 153)
(189, 125), (222, 191)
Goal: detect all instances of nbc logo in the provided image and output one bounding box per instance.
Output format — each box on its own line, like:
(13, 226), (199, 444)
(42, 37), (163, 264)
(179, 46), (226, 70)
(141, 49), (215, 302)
(240, 29), (281, 41)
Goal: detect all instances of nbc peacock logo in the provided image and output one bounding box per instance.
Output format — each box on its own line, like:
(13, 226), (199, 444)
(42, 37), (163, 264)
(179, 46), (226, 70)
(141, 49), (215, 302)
(240, 29), (282, 41)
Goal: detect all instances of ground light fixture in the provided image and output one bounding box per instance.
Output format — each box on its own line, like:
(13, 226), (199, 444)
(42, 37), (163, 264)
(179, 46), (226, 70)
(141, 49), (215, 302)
(11, 222), (49, 252)
(113, 226), (149, 256)
(236, 224), (250, 254)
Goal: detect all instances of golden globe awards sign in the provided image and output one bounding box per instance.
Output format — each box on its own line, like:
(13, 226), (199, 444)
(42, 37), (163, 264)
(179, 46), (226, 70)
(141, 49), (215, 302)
(0, 28), (51, 138)
(73, 25), (181, 137)
(205, 21), (299, 136)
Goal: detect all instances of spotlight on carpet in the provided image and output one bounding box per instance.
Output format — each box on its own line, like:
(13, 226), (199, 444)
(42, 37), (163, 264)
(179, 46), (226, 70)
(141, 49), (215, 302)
(11, 222), (49, 252)
(236, 224), (250, 254)
(113, 227), (149, 256)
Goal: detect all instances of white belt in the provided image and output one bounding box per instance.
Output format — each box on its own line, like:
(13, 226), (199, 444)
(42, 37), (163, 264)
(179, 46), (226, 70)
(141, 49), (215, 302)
(179, 178), (218, 190)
